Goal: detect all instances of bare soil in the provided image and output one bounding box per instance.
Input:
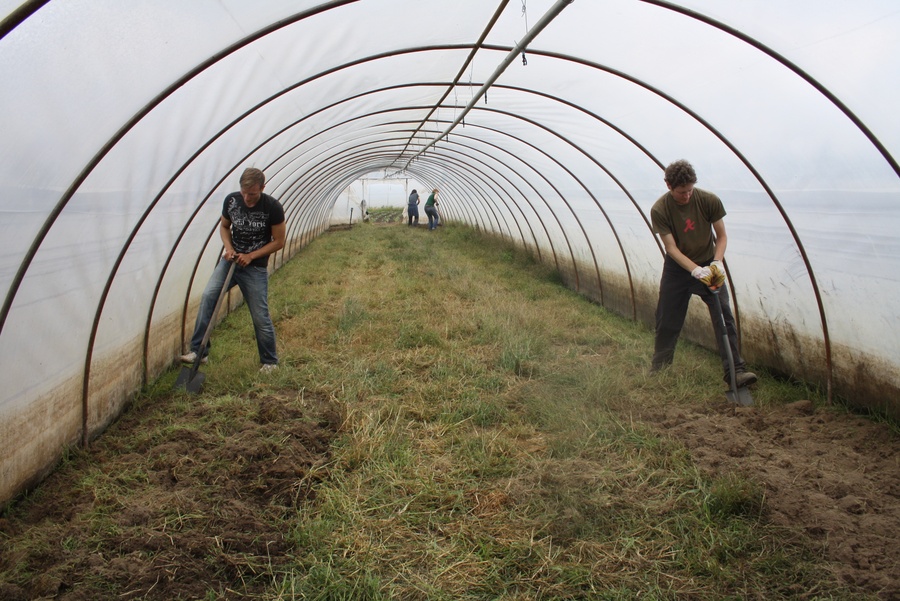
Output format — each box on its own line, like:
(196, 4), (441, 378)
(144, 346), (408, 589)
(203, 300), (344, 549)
(0, 390), (342, 601)
(1, 388), (898, 599)
(643, 398), (900, 599)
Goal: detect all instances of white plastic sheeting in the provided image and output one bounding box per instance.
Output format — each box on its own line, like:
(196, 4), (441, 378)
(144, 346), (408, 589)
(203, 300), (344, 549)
(1, 0), (898, 503)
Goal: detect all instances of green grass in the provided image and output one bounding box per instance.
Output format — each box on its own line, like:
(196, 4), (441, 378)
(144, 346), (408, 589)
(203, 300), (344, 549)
(0, 218), (873, 600)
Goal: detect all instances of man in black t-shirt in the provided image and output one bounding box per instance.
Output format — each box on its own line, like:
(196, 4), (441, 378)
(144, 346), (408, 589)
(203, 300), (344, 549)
(650, 160), (756, 388)
(181, 167), (286, 371)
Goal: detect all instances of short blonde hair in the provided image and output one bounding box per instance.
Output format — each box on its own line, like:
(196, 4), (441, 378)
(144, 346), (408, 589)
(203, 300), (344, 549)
(240, 167), (266, 189)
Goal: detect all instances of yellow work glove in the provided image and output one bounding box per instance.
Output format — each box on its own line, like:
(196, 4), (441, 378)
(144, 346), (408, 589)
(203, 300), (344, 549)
(700, 263), (726, 289)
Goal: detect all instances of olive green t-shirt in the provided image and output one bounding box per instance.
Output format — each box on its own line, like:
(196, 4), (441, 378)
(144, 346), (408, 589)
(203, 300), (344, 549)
(650, 188), (726, 264)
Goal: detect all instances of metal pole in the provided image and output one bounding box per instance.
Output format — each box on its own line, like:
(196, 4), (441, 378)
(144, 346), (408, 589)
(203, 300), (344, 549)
(401, 0), (575, 169)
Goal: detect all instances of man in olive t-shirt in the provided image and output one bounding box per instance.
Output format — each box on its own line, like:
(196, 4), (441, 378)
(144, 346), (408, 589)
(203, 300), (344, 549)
(649, 160), (757, 388)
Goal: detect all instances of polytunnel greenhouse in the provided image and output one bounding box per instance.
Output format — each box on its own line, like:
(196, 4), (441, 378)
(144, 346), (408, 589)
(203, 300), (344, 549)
(2, 0), (899, 516)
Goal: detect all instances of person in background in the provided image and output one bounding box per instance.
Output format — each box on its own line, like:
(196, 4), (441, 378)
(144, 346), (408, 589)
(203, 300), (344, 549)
(649, 159), (757, 388)
(424, 188), (440, 230)
(180, 167), (285, 373)
(407, 189), (420, 226)
(361, 199), (369, 222)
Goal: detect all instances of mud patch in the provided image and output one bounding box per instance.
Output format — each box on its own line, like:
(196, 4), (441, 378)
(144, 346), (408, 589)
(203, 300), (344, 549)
(0, 389), (341, 600)
(644, 399), (900, 599)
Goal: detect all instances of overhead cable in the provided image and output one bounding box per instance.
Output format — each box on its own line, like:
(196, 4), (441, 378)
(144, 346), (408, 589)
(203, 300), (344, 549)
(401, 0), (574, 169)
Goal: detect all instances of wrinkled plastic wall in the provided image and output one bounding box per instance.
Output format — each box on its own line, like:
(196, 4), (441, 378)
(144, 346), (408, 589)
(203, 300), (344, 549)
(1, 1), (898, 505)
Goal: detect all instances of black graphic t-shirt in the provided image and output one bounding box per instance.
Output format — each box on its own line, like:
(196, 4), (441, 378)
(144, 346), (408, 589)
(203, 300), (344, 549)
(222, 192), (285, 268)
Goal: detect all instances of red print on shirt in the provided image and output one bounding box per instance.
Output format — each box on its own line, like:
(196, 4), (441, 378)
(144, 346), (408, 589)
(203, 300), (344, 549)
(684, 219), (696, 233)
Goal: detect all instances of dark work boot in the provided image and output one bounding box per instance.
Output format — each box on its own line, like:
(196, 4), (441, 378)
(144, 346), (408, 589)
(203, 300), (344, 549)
(725, 370), (758, 387)
(736, 371), (758, 387)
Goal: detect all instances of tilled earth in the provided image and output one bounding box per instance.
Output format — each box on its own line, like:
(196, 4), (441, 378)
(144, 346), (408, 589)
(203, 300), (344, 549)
(0, 390), (342, 601)
(644, 399), (900, 600)
(1, 388), (898, 599)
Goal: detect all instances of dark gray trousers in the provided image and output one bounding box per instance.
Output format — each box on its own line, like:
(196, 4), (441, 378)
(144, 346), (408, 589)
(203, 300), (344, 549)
(652, 255), (745, 379)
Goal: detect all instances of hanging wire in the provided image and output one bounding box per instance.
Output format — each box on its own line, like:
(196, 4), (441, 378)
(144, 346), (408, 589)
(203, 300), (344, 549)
(521, 0), (528, 65)
(469, 63), (476, 111)
(404, 0), (574, 169)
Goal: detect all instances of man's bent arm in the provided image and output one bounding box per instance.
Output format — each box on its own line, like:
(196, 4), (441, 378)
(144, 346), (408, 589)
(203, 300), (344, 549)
(712, 219), (727, 262)
(242, 222), (285, 265)
(660, 233), (699, 273)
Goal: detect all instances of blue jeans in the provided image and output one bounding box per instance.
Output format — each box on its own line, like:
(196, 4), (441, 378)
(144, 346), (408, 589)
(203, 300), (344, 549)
(424, 206), (439, 229)
(190, 259), (278, 365)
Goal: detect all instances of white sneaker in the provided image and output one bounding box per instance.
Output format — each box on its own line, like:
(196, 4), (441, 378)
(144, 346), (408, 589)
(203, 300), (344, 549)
(259, 363), (278, 373)
(180, 351), (208, 364)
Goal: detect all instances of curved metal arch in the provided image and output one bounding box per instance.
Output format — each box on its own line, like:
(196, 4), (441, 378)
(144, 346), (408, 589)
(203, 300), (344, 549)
(220, 102), (569, 268)
(59, 35), (860, 422)
(490, 83), (665, 257)
(397, 128), (546, 258)
(291, 148), (574, 301)
(206, 74), (667, 280)
(393, 143), (528, 241)
(487, 43), (837, 399)
(284, 127), (520, 240)
(131, 63), (680, 382)
(227, 75), (657, 306)
(464, 106), (650, 316)
(264, 109), (596, 278)
(276, 140), (517, 256)
(269, 105), (635, 314)
(382, 125), (541, 251)
(401, 125), (573, 276)
(276, 134), (567, 276)
(641, 0), (899, 178)
(0, 0), (49, 39)
(0, 0), (375, 338)
(273, 145), (496, 244)
(404, 139), (580, 290)
(242, 103), (590, 301)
